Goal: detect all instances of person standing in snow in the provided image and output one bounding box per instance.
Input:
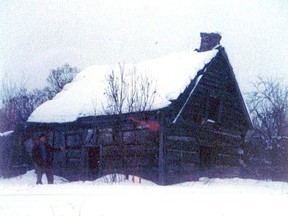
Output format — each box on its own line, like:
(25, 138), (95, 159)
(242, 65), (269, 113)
(32, 134), (64, 184)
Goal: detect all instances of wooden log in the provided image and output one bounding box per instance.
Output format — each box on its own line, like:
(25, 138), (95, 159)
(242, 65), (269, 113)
(158, 111), (165, 185)
(167, 135), (196, 142)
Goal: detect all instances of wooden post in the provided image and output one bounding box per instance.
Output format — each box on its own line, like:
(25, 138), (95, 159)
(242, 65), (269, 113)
(158, 111), (165, 185)
(79, 130), (86, 180)
(64, 132), (68, 175)
(99, 144), (103, 178)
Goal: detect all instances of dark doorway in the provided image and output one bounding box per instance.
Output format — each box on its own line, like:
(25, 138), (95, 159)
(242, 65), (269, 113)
(208, 96), (220, 122)
(88, 147), (100, 178)
(199, 146), (212, 167)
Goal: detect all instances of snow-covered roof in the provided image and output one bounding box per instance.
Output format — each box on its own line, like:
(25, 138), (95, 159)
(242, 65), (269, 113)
(28, 49), (218, 123)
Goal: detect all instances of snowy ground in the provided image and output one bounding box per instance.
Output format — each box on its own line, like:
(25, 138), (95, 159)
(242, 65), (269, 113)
(0, 170), (287, 216)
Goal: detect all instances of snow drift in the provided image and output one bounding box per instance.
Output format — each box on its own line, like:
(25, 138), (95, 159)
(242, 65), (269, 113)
(0, 170), (287, 216)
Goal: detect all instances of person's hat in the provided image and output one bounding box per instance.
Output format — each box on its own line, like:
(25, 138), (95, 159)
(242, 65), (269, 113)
(39, 133), (46, 139)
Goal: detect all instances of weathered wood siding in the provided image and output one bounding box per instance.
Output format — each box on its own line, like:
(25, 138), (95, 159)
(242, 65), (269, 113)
(98, 126), (159, 177)
(162, 48), (248, 184)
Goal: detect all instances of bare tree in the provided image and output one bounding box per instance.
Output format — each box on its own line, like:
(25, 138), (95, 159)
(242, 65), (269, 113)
(104, 63), (127, 115)
(0, 64), (79, 132)
(246, 77), (288, 178)
(0, 87), (46, 131)
(104, 63), (156, 114)
(126, 67), (157, 112)
(103, 63), (157, 180)
(247, 77), (288, 148)
(46, 64), (79, 97)
(0, 74), (28, 131)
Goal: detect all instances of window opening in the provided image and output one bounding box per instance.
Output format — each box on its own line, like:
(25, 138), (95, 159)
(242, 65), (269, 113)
(207, 96), (220, 122)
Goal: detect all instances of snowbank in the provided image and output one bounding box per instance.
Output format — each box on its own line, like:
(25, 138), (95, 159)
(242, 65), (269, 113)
(28, 49), (218, 123)
(0, 170), (287, 216)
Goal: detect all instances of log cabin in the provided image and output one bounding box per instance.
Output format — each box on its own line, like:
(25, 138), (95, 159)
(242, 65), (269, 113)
(19, 32), (252, 184)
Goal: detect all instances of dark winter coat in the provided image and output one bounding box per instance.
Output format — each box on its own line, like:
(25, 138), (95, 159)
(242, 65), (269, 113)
(32, 142), (60, 167)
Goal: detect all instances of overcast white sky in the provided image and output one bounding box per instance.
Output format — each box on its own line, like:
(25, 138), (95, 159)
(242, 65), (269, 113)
(0, 0), (287, 93)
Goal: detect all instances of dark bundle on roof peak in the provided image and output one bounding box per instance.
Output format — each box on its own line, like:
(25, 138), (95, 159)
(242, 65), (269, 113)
(197, 32), (222, 52)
